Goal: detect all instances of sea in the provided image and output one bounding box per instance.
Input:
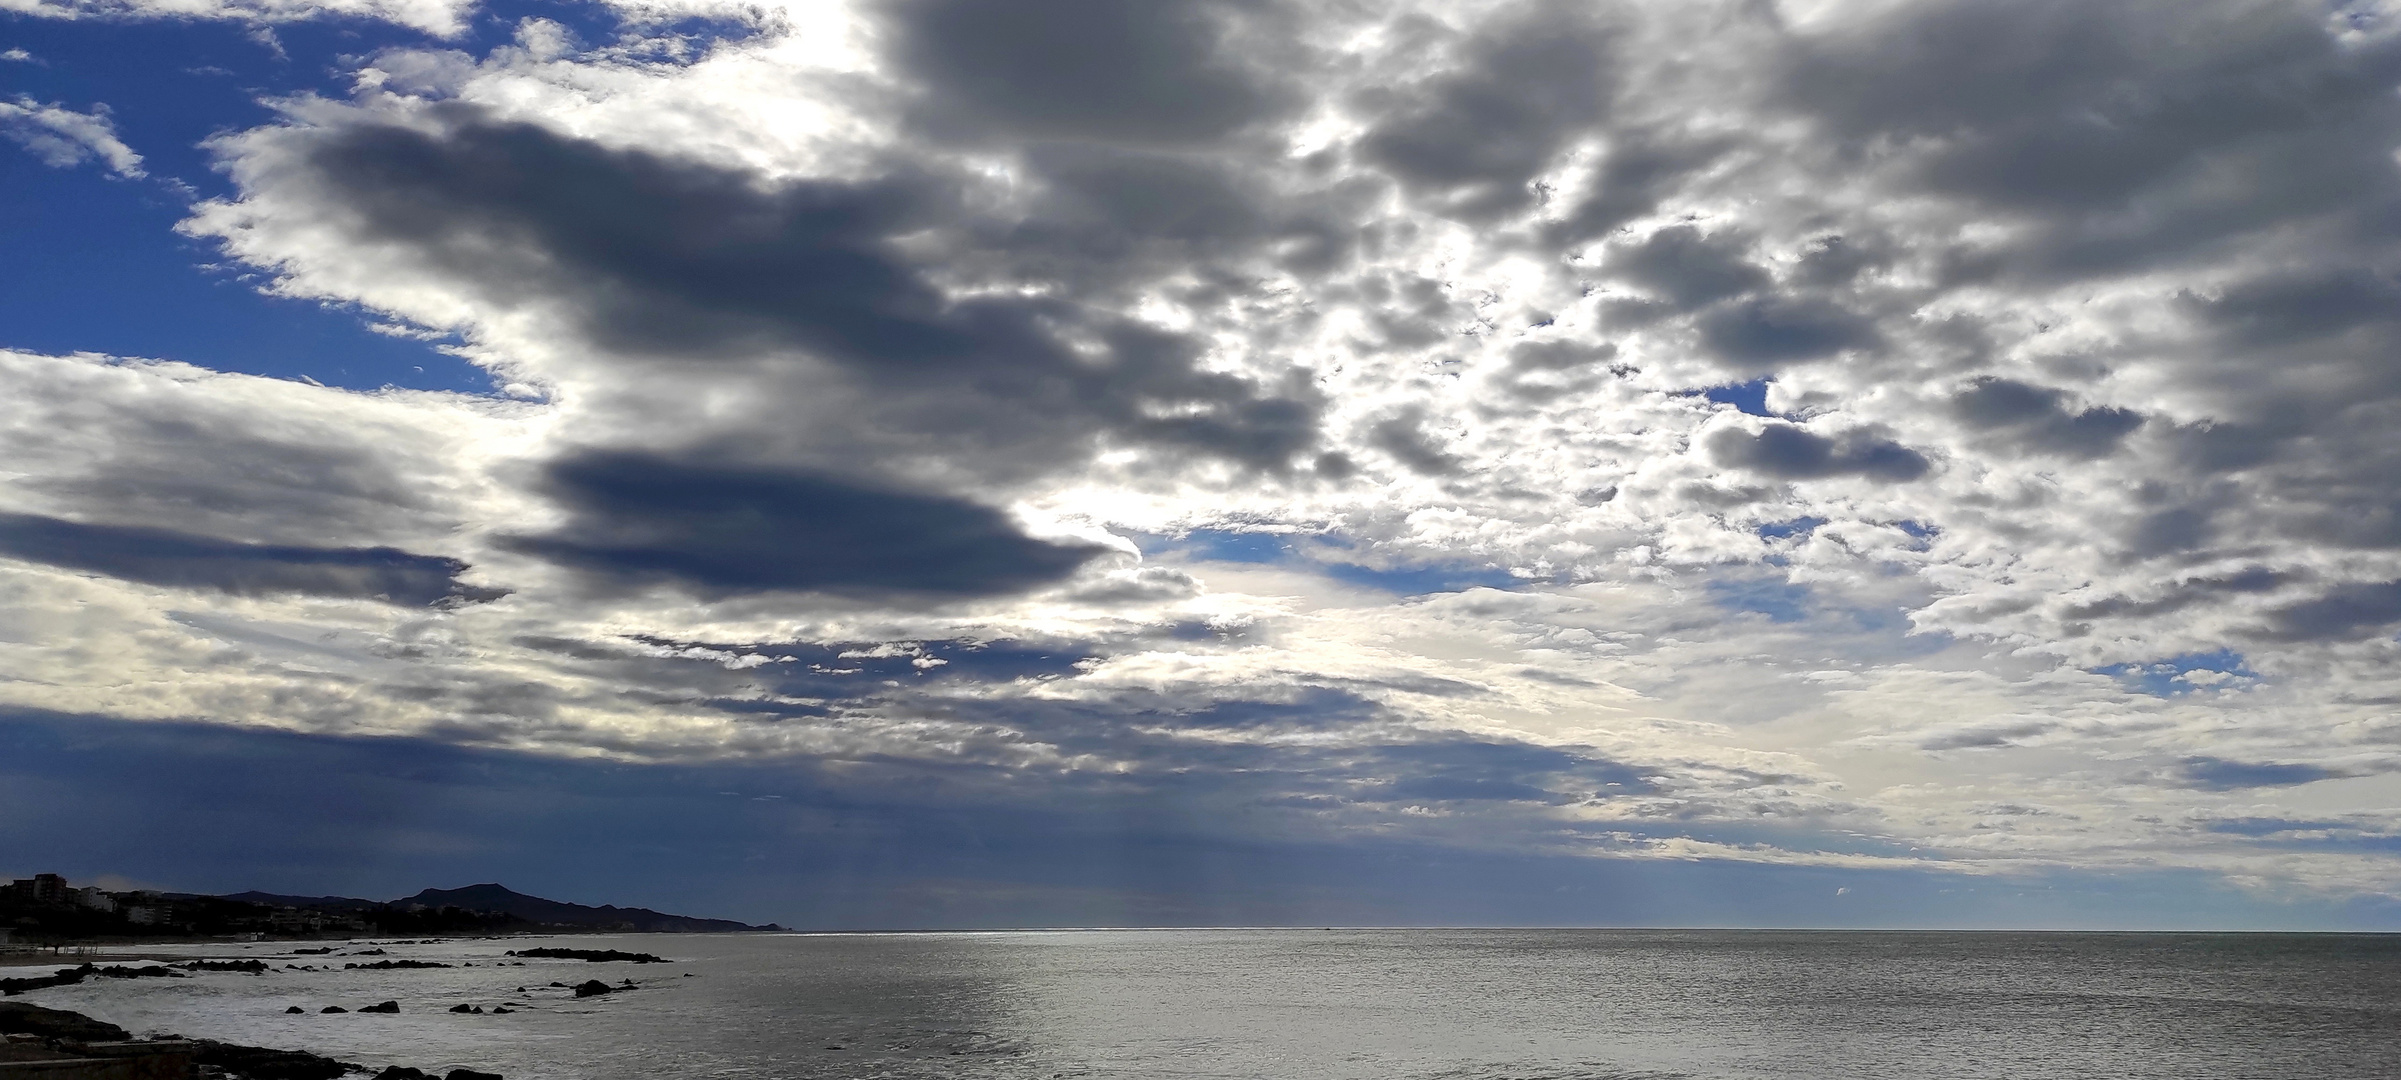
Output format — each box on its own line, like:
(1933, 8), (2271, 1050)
(8, 929), (2400, 1080)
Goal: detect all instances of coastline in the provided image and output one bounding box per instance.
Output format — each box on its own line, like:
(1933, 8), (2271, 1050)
(2, 998), (500, 1080)
(0, 934), (702, 1080)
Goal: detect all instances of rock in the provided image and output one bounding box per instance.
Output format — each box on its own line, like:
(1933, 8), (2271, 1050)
(489, 1007), (512, 1014)
(0, 1001), (131, 1041)
(546, 982), (565, 988)
(286, 1006), (306, 1014)
(359, 1002), (400, 1014)
(373, 1068), (431, 1080)
(504, 948), (666, 964)
(0, 964), (92, 996)
(320, 1007), (348, 1014)
(571, 980), (614, 998)
(179, 959), (270, 973)
(513, 987), (526, 993)
(192, 1039), (361, 1080)
(444, 1070), (502, 1080)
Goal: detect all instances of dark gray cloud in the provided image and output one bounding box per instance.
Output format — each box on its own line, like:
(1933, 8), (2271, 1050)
(2061, 567), (2290, 621)
(1951, 377), (2143, 459)
(297, 113), (1322, 471)
(501, 452), (1108, 597)
(0, 512), (500, 607)
(1779, 0), (2401, 274)
(14, 709), (2302, 930)
(1607, 226), (1767, 308)
(1357, 3), (1617, 221)
(1696, 296), (1877, 367)
(1368, 408), (1466, 476)
(2177, 756), (2340, 790)
(2186, 267), (2401, 349)
(888, 0), (1295, 145)
(1542, 130), (1731, 245)
(1708, 424), (1930, 483)
(2260, 579), (2401, 642)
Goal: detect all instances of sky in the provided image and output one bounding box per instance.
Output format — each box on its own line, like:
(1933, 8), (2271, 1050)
(6, 0), (2401, 930)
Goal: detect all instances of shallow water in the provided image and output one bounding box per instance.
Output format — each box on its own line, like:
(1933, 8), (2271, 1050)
(11, 930), (2401, 1079)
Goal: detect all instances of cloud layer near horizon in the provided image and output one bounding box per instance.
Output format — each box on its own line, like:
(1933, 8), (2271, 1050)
(11, 0), (2401, 917)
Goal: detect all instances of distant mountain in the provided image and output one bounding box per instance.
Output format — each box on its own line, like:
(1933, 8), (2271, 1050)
(3, 878), (780, 943)
(390, 884), (779, 933)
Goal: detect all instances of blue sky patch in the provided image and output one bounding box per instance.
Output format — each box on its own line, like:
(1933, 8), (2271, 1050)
(1702, 378), (1775, 416)
(2093, 648), (2254, 697)
(1707, 576), (1813, 623)
(1160, 528), (1520, 595)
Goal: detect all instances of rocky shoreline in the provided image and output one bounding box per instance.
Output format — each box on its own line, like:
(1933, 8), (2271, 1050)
(0, 1001), (502, 1080)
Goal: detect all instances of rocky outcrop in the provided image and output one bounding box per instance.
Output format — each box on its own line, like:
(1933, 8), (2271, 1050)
(189, 1040), (358, 1080)
(15, 964), (199, 994)
(570, 981), (614, 998)
(0, 1003), (129, 1042)
(176, 960), (268, 974)
(502, 949), (665, 964)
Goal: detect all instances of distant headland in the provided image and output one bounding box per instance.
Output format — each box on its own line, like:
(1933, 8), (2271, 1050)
(2, 874), (784, 945)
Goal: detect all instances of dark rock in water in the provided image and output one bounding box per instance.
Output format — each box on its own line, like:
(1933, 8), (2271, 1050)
(0, 964), (91, 996)
(4, 1002), (361, 1080)
(192, 1038), (362, 1080)
(359, 1001), (400, 1014)
(373, 1068), (431, 1080)
(514, 987), (526, 993)
(320, 1007), (348, 1014)
(546, 981), (565, 988)
(444, 1070), (503, 1080)
(447, 1004), (475, 1014)
(96, 964), (182, 980)
(180, 959), (271, 973)
(0, 1000), (131, 1041)
(346, 960), (451, 970)
(504, 948), (666, 964)
(286, 1006), (306, 1014)
(347, 949), (387, 956)
(489, 1007), (512, 1014)
(571, 980), (614, 998)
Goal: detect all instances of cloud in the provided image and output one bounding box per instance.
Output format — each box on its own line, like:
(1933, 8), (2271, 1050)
(887, 0), (1296, 145)
(2, 0), (481, 36)
(0, 97), (142, 175)
(2261, 580), (2401, 642)
(0, 512), (502, 606)
(207, 108), (1327, 475)
(2176, 756), (2341, 790)
(21, 0), (2401, 917)
(1357, 2), (1618, 221)
(1707, 423), (1931, 483)
(501, 452), (1110, 598)
(1949, 378), (2143, 459)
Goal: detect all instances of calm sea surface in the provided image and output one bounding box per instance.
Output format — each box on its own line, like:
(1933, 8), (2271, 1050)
(12, 930), (2401, 1080)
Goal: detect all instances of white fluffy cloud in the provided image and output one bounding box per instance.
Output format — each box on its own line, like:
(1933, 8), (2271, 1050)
(0, 96), (141, 174)
(12, 0), (2401, 906)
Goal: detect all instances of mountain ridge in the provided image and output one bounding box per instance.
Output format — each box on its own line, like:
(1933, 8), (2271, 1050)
(215, 883), (783, 933)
